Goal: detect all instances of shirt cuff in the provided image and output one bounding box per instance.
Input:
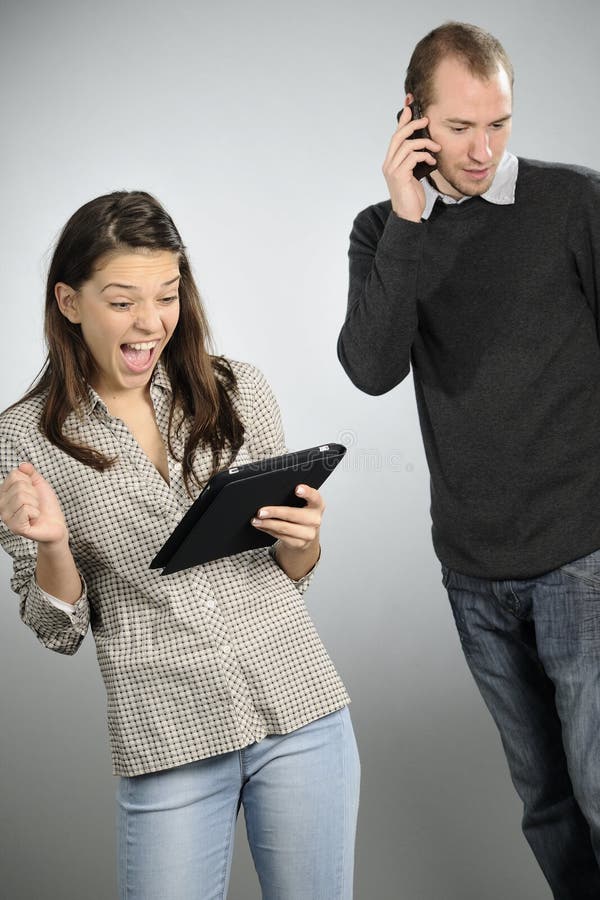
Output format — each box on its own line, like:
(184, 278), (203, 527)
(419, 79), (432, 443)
(38, 583), (85, 617)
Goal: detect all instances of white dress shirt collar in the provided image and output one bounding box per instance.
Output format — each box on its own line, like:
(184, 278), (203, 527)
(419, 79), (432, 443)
(421, 151), (519, 220)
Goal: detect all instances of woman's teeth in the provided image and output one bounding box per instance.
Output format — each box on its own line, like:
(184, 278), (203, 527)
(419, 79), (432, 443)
(123, 342), (157, 350)
(120, 341), (158, 369)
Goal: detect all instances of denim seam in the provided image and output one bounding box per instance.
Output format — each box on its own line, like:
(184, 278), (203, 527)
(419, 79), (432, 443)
(125, 777), (132, 900)
(339, 709), (350, 899)
(561, 566), (600, 590)
(239, 746), (247, 782)
(488, 585), (525, 620)
(216, 756), (242, 900)
(508, 585), (528, 619)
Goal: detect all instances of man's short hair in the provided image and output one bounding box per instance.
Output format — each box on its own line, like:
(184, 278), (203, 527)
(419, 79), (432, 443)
(405, 22), (514, 111)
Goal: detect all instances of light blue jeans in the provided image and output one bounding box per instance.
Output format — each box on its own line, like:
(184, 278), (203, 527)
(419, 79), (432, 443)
(116, 707), (360, 900)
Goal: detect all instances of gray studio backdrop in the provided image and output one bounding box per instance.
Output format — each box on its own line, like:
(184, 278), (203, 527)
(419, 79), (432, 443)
(1, 1), (598, 898)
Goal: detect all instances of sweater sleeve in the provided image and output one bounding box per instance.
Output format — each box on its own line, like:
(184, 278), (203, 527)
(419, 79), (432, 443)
(569, 169), (600, 337)
(0, 434), (90, 655)
(337, 203), (425, 395)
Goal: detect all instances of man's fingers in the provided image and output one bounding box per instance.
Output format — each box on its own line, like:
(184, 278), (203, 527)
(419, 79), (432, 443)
(405, 151), (438, 170)
(387, 138), (441, 171)
(383, 117), (426, 167)
(384, 107), (439, 156)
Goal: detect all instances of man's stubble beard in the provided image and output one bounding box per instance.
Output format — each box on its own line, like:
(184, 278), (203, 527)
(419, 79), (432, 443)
(433, 156), (496, 199)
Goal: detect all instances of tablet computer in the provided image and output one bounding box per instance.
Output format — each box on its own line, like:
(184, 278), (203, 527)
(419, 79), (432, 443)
(151, 442), (346, 575)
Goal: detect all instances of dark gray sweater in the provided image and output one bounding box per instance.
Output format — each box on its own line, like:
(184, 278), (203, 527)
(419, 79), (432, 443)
(338, 158), (600, 579)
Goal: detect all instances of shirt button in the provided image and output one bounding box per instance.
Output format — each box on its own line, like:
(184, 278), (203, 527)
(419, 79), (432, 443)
(221, 644), (231, 654)
(206, 599), (215, 609)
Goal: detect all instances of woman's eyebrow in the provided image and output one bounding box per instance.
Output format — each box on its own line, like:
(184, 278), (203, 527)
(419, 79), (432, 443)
(100, 275), (181, 293)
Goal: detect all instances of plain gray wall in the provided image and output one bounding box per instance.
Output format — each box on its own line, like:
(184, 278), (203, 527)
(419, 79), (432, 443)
(1, 1), (599, 897)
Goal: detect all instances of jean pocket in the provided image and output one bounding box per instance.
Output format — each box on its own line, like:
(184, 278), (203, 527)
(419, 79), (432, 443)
(560, 547), (600, 592)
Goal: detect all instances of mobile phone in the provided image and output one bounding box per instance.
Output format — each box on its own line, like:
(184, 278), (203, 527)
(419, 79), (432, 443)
(396, 101), (437, 181)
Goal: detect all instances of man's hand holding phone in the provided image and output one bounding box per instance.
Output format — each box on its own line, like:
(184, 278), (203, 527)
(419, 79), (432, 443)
(382, 105), (441, 223)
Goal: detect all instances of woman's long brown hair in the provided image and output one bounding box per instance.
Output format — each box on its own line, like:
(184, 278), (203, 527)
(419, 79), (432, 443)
(19, 191), (244, 495)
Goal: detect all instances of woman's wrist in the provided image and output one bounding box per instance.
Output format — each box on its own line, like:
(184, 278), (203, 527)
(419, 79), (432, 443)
(37, 529), (70, 554)
(273, 537), (321, 582)
(36, 536), (81, 605)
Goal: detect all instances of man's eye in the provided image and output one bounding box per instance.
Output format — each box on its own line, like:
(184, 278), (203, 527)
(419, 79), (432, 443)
(491, 122), (506, 130)
(451, 127), (467, 134)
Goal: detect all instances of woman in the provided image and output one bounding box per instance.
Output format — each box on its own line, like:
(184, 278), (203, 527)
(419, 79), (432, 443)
(0, 191), (359, 899)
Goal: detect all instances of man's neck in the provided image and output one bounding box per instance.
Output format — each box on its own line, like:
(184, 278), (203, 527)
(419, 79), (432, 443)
(419, 152), (518, 220)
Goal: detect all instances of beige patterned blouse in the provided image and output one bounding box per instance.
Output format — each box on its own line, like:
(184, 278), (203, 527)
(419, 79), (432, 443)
(0, 359), (349, 776)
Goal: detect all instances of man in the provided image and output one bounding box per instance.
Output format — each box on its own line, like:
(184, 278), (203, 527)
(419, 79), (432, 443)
(338, 21), (600, 899)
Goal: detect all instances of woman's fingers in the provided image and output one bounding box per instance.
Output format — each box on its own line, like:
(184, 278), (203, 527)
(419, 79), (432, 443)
(8, 502), (41, 532)
(252, 517), (318, 547)
(254, 506), (322, 527)
(1, 480), (40, 510)
(0, 465), (67, 543)
(250, 485), (325, 548)
(258, 485), (324, 518)
(0, 471), (40, 519)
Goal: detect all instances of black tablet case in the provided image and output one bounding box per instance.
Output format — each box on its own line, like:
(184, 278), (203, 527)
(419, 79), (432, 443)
(151, 443), (346, 575)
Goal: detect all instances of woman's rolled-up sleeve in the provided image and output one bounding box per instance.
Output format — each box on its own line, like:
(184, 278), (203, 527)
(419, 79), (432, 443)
(0, 435), (89, 655)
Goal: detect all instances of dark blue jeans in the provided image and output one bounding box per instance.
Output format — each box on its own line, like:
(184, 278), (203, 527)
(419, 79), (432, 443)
(443, 548), (600, 900)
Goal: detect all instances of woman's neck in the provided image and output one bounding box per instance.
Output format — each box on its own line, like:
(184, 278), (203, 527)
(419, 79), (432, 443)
(92, 380), (153, 420)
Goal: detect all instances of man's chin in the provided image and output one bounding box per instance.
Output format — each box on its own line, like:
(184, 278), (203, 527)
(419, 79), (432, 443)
(444, 168), (496, 198)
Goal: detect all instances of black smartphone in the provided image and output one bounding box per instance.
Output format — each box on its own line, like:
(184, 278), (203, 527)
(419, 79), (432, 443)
(396, 101), (437, 181)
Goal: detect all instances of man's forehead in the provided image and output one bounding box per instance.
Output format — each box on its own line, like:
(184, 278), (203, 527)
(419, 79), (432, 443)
(430, 54), (512, 106)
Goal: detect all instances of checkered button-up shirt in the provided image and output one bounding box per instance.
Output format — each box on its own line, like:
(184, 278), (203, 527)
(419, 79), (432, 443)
(0, 360), (349, 776)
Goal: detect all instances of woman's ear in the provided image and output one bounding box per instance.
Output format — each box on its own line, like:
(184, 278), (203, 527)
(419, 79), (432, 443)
(55, 283), (82, 323)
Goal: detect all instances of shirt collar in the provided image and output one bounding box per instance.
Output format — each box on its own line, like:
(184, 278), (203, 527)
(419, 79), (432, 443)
(74, 359), (173, 422)
(150, 359), (173, 395)
(421, 151), (519, 220)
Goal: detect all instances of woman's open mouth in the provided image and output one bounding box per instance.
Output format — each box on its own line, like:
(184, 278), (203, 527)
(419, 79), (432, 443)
(120, 341), (160, 373)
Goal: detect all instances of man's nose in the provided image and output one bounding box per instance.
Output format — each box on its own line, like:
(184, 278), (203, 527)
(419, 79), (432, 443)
(469, 131), (493, 162)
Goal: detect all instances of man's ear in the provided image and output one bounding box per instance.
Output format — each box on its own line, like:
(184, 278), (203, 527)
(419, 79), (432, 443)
(55, 283), (82, 323)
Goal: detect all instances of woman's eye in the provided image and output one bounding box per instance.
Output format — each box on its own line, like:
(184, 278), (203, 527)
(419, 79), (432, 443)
(159, 295), (179, 304)
(110, 302), (133, 310)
